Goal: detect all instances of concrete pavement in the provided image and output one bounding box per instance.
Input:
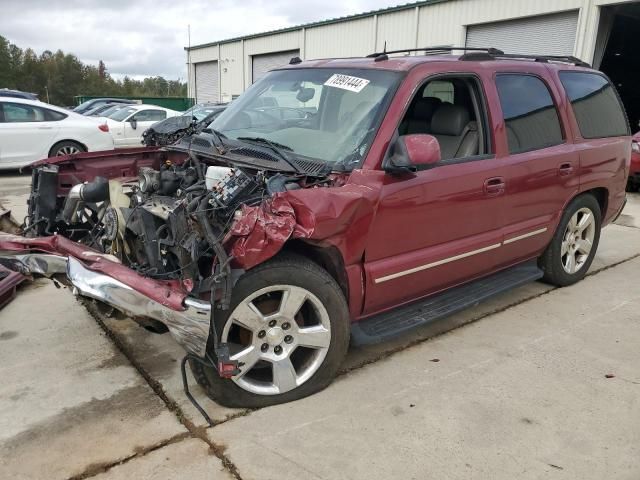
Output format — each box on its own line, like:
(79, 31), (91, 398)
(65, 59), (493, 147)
(0, 171), (639, 479)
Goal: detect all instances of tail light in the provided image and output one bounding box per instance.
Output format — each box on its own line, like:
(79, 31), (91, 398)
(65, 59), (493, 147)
(632, 141), (640, 154)
(98, 123), (109, 133)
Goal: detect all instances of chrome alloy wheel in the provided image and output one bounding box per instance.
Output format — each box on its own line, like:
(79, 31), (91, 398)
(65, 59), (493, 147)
(561, 207), (596, 274)
(221, 285), (331, 395)
(56, 145), (81, 156)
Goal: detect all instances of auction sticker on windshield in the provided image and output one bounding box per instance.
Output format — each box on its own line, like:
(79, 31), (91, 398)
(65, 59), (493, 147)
(324, 74), (370, 93)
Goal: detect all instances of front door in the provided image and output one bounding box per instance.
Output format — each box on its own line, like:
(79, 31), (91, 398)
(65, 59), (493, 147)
(362, 75), (505, 315)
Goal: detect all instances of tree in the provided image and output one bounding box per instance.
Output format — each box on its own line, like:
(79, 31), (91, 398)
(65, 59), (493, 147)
(0, 35), (188, 106)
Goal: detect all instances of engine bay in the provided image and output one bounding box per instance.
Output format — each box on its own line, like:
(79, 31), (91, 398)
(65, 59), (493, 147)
(25, 149), (319, 299)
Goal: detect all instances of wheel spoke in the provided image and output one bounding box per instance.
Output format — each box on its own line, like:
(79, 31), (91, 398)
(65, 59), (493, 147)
(279, 287), (307, 319)
(231, 301), (265, 331)
(576, 212), (592, 232)
(271, 357), (298, 393)
(561, 240), (570, 256)
(296, 325), (331, 349)
(564, 252), (576, 274)
(231, 345), (261, 378)
(575, 238), (592, 255)
(568, 214), (578, 232)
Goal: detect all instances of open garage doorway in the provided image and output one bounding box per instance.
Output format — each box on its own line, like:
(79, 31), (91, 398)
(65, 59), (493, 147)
(596, 2), (640, 132)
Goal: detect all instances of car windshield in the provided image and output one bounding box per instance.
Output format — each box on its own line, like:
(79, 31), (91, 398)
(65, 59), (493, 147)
(210, 68), (401, 167)
(108, 107), (138, 121)
(185, 106), (223, 121)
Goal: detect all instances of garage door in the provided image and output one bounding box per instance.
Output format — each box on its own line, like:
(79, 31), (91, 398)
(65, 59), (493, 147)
(466, 11), (579, 56)
(195, 61), (219, 103)
(252, 50), (300, 83)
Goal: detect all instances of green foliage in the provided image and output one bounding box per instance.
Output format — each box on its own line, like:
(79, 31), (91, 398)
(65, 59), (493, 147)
(0, 35), (187, 106)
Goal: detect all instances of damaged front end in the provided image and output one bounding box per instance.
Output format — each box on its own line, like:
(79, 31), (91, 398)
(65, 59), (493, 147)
(0, 134), (343, 371)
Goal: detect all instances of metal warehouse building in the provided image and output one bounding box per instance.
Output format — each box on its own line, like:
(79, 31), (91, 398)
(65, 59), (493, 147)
(186, 0), (640, 128)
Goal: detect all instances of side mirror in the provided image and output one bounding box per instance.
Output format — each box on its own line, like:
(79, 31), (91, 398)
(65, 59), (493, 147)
(129, 118), (137, 130)
(384, 134), (441, 175)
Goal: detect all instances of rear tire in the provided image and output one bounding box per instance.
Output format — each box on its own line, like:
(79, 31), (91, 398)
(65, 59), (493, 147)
(49, 140), (85, 157)
(539, 194), (601, 287)
(190, 253), (350, 408)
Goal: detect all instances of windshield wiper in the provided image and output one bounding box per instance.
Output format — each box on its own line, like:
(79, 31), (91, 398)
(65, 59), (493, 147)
(201, 127), (228, 154)
(236, 136), (300, 172)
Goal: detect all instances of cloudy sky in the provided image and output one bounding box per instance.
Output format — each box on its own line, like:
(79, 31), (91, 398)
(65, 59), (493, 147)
(1, 0), (400, 81)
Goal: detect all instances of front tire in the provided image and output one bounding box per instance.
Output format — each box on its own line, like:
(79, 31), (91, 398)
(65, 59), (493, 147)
(539, 194), (601, 287)
(190, 253), (350, 408)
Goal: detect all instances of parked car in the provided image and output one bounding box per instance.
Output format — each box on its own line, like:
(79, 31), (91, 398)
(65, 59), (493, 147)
(0, 97), (114, 169)
(82, 102), (128, 117)
(98, 104), (180, 148)
(629, 131), (640, 191)
(141, 103), (227, 146)
(0, 49), (630, 409)
(0, 88), (38, 100)
(73, 98), (136, 115)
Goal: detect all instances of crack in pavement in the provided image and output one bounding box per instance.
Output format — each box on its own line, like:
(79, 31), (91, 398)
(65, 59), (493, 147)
(65, 431), (191, 480)
(83, 306), (246, 480)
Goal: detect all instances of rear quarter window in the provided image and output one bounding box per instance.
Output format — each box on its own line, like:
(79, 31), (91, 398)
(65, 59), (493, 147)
(44, 109), (67, 121)
(559, 71), (629, 139)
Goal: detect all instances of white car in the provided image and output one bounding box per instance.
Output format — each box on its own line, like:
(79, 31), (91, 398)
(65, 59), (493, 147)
(0, 98), (115, 170)
(100, 105), (181, 148)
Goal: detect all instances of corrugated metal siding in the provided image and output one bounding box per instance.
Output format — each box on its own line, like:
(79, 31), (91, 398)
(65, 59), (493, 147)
(244, 30), (300, 56)
(466, 10), (579, 56)
(220, 42), (243, 100)
(195, 61), (219, 103)
(416, 0), (582, 47)
(252, 50), (300, 83)
(305, 16), (375, 59)
(376, 9), (417, 51)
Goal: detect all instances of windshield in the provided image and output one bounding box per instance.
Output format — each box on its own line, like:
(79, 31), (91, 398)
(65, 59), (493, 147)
(210, 68), (401, 167)
(185, 106), (224, 121)
(108, 107), (137, 121)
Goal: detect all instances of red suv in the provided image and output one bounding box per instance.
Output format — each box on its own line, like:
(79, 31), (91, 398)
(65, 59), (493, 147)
(0, 48), (630, 409)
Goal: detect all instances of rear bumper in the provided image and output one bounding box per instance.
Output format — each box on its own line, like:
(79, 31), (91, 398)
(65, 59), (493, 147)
(0, 235), (211, 357)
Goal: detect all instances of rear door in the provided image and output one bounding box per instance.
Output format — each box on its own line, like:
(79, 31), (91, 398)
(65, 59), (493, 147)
(492, 72), (580, 268)
(0, 101), (61, 166)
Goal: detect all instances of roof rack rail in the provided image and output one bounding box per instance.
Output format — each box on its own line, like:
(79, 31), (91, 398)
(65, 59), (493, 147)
(367, 46), (504, 62)
(459, 51), (590, 68)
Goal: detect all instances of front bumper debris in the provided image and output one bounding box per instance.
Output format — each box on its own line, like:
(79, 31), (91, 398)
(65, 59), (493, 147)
(0, 235), (212, 357)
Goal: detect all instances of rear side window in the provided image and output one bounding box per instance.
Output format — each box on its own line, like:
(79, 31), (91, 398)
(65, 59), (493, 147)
(495, 74), (564, 154)
(559, 72), (629, 139)
(44, 109), (67, 121)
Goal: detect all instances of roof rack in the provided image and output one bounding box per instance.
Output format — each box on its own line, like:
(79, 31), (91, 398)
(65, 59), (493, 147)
(458, 51), (590, 67)
(366, 46), (591, 68)
(366, 46), (504, 62)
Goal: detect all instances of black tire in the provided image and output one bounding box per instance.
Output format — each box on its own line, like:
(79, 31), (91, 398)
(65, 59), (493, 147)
(190, 253), (350, 408)
(539, 194), (602, 287)
(49, 140), (85, 157)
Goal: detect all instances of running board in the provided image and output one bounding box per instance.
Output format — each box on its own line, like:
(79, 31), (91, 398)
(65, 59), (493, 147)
(351, 261), (543, 346)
